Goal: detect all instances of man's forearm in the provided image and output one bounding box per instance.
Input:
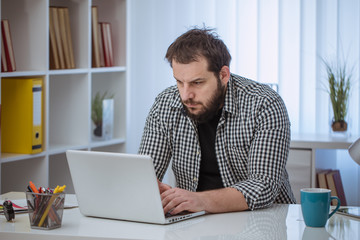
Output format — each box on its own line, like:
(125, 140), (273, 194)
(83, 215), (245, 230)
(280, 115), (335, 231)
(198, 187), (249, 213)
(161, 185), (249, 215)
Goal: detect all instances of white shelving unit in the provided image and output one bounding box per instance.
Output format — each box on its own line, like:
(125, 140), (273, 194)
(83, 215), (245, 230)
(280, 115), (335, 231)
(0, 0), (127, 194)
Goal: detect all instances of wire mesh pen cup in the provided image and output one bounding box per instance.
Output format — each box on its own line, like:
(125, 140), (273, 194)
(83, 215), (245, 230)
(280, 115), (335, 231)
(26, 192), (65, 230)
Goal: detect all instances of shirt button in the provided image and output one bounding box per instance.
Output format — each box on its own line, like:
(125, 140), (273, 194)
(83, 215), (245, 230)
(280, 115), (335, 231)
(193, 177), (198, 182)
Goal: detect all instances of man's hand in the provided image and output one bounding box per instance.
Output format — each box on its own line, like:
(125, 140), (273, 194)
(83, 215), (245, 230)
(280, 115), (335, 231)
(157, 179), (172, 193)
(161, 187), (206, 215)
(157, 181), (249, 215)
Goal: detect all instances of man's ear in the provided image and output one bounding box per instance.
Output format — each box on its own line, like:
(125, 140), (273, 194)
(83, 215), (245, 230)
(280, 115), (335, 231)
(219, 66), (230, 85)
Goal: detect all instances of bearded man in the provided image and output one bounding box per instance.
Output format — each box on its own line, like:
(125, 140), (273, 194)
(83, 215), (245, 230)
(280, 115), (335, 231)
(138, 27), (296, 215)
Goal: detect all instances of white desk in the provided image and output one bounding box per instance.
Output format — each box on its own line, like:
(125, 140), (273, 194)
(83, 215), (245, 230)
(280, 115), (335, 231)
(1, 193), (359, 240)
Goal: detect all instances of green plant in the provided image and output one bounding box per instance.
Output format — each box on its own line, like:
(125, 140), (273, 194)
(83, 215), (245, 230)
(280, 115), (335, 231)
(323, 60), (352, 131)
(91, 91), (114, 126)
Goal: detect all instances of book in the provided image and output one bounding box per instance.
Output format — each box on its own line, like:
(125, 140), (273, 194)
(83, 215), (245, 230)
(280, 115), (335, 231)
(98, 22), (105, 67)
(63, 7), (75, 69)
(104, 22), (114, 67)
(1, 19), (16, 72)
(100, 22), (114, 67)
(91, 6), (101, 67)
(1, 78), (44, 154)
(1, 33), (7, 72)
(1, 20), (11, 71)
(51, 7), (66, 69)
(331, 169), (347, 206)
(316, 169), (330, 189)
(325, 171), (339, 206)
(58, 7), (71, 69)
(100, 23), (109, 67)
(49, 7), (60, 69)
(49, 7), (75, 70)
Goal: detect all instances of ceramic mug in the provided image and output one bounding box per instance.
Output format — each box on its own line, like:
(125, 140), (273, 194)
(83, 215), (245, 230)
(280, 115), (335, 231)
(300, 188), (340, 227)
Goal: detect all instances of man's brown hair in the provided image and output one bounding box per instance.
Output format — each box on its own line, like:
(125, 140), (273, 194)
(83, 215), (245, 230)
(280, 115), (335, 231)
(165, 27), (231, 75)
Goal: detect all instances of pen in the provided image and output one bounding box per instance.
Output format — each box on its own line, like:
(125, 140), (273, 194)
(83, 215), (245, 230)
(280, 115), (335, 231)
(29, 181), (39, 193)
(29, 181), (41, 222)
(27, 200), (34, 211)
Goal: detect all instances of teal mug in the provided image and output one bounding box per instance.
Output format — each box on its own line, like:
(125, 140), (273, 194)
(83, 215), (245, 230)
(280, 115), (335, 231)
(300, 188), (340, 227)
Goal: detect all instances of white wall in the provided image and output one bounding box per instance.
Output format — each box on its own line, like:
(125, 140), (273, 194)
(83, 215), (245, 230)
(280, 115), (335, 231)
(127, 0), (360, 205)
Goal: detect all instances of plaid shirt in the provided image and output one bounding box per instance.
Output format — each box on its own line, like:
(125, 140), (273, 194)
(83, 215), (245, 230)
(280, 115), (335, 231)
(139, 74), (296, 210)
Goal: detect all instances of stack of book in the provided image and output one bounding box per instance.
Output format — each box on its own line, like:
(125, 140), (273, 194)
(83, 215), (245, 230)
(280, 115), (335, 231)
(91, 6), (114, 68)
(316, 169), (347, 206)
(1, 19), (16, 72)
(49, 6), (75, 70)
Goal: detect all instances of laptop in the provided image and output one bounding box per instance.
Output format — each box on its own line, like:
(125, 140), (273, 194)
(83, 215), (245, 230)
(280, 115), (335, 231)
(66, 150), (205, 224)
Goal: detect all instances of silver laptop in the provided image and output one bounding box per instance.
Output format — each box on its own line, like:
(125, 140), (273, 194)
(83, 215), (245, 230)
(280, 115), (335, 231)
(66, 150), (205, 224)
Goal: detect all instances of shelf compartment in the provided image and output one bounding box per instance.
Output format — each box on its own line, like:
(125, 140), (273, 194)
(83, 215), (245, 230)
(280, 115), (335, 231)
(49, 0), (90, 69)
(92, 0), (127, 67)
(1, 156), (48, 193)
(48, 73), (90, 151)
(1, 0), (48, 72)
(91, 71), (126, 141)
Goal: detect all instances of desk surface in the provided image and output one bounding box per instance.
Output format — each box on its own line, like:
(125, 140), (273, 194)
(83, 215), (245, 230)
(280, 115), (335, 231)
(1, 193), (359, 240)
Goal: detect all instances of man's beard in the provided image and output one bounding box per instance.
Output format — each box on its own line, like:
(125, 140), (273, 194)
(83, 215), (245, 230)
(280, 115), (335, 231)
(182, 78), (226, 123)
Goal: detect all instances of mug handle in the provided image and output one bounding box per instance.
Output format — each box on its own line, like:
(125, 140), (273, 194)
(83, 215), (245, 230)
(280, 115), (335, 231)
(328, 196), (341, 218)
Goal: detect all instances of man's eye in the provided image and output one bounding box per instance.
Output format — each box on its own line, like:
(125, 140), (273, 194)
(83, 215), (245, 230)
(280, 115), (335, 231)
(194, 81), (202, 85)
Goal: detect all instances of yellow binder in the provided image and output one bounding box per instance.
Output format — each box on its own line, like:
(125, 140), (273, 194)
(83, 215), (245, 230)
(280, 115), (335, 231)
(1, 77), (43, 154)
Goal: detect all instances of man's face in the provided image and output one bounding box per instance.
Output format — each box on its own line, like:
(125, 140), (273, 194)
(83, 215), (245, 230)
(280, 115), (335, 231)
(172, 57), (229, 123)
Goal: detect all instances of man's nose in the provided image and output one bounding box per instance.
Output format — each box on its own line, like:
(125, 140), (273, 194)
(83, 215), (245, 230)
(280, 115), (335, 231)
(182, 84), (195, 101)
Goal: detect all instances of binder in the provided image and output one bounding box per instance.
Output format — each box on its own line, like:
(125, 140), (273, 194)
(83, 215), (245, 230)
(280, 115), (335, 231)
(1, 77), (43, 154)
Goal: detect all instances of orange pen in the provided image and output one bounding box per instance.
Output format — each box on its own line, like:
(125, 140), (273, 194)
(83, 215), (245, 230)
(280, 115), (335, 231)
(29, 181), (39, 193)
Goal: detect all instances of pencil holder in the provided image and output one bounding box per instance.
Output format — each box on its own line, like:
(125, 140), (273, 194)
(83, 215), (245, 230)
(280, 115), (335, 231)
(26, 192), (65, 230)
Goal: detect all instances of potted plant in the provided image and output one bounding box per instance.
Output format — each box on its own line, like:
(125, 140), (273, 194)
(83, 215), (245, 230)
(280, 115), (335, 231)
(91, 91), (114, 137)
(324, 60), (352, 132)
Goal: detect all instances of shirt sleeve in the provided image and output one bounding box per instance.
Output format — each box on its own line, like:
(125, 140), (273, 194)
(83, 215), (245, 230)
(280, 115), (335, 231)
(138, 100), (172, 181)
(230, 94), (291, 210)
